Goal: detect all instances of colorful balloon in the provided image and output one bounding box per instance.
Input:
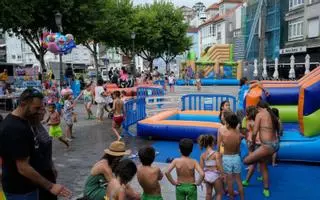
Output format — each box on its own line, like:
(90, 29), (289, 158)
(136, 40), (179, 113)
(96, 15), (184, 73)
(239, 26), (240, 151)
(47, 42), (60, 54)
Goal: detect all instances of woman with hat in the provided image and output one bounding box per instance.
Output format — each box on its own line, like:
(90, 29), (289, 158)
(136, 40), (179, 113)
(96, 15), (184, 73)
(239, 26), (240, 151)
(82, 141), (139, 200)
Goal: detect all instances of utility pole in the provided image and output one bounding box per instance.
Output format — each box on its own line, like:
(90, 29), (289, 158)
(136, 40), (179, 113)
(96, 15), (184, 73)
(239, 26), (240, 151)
(258, 0), (266, 79)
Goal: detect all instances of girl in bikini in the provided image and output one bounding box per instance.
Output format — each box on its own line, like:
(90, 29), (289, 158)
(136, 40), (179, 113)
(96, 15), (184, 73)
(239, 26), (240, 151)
(242, 106), (263, 186)
(198, 135), (224, 200)
(243, 101), (280, 197)
(105, 159), (138, 200)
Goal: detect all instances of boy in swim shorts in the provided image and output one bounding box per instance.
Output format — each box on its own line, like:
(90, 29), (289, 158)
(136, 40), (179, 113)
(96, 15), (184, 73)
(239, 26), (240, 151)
(137, 146), (163, 200)
(112, 91), (124, 141)
(165, 138), (204, 200)
(221, 113), (244, 200)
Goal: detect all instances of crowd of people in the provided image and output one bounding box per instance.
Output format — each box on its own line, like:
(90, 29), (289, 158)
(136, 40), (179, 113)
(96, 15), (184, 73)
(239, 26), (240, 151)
(0, 69), (283, 200)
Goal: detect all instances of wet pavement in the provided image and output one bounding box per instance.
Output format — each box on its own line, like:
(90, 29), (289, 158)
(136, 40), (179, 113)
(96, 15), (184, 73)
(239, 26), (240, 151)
(53, 86), (239, 199)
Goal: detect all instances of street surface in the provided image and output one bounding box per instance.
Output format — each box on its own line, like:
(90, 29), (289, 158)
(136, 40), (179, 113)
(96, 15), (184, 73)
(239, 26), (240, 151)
(53, 86), (239, 199)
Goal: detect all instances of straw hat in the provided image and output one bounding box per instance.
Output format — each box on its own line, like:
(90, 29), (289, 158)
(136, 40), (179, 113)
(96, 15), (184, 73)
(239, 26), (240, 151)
(104, 141), (131, 156)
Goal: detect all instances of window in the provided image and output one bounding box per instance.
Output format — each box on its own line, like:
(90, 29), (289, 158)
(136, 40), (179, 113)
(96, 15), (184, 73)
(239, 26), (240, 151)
(217, 24), (221, 40)
(217, 32), (221, 40)
(11, 55), (16, 59)
(213, 25), (216, 36)
(219, 4), (224, 15)
(229, 23), (233, 32)
(289, 21), (304, 40)
(289, 0), (304, 9)
(308, 18), (320, 38)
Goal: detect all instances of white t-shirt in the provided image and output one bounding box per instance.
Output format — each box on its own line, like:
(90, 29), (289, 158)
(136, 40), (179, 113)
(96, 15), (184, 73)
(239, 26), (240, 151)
(168, 75), (175, 84)
(95, 86), (106, 103)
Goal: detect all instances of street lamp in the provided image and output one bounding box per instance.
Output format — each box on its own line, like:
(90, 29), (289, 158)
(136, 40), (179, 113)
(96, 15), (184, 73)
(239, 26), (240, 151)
(131, 32), (136, 76)
(55, 12), (64, 89)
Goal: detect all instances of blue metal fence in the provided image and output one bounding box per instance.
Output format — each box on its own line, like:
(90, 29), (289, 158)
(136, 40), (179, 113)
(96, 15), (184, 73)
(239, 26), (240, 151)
(136, 87), (165, 98)
(122, 98), (146, 136)
(181, 94), (237, 112)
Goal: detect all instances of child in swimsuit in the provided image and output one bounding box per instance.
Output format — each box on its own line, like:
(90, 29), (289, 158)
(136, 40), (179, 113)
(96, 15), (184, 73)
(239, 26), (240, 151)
(82, 84), (94, 119)
(221, 113), (244, 200)
(105, 159), (138, 200)
(45, 103), (69, 148)
(242, 106), (263, 186)
(195, 74), (201, 91)
(198, 135), (224, 200)
(112, 91), (124, 141)
(137, 146), (163, 200)
(271, 108), (283, 166)
(165, 138), (204, 200)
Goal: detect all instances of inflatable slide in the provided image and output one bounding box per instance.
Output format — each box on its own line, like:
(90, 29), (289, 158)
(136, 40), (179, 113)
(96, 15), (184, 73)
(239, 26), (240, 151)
(245, 67), (320, 162)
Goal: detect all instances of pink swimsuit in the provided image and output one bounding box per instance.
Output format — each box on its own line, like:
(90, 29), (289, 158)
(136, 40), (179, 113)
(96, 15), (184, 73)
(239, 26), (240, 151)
(204, 151), (220, 184)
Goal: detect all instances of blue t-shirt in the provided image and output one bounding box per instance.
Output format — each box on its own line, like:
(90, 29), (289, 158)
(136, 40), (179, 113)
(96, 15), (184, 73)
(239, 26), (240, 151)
(238, 84), (249, 110)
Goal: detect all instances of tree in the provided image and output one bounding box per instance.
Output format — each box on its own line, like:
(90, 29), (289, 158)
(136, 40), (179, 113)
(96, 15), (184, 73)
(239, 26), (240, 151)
(65, 0), (134, 80)
(127, 1), (191, 71)
(157, 3), (192, 73)
(0, 0), (73, 70)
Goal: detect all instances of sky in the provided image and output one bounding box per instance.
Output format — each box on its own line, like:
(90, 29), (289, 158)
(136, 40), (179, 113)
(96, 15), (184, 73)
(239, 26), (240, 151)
(133, 0), (219, 8)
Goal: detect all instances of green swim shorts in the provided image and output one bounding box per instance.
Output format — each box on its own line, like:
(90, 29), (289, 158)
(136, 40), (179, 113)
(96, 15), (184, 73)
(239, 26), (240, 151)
(176, 183), (197, 200)
(141, 193), (163, 200)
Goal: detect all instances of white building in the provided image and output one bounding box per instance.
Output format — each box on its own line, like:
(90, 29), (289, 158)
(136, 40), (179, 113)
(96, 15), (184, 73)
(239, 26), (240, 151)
(198, 0), (243, 53)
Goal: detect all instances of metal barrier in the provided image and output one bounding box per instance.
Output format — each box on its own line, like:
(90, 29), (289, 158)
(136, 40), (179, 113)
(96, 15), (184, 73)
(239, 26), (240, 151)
(136, 87), (165, 98)
(181, 94), (237, 112)
(145, 95), (181, 117)
(123, 98), (146, 136)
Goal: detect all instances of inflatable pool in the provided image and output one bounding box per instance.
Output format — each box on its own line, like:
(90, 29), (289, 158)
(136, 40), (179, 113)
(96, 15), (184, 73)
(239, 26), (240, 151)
(137, 110), (221, 140)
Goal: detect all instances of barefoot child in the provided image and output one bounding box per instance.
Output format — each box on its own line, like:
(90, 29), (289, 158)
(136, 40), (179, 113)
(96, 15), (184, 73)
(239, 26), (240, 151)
(198, 135), (224, 200)
(165, 138), (204, 200)
(195, 74), (201, 91)
(137, 146), (163, 200)
(271, 108), (283, 166)
(242, 106), (262, 186)
(112, 91), (124, 141)
(45, 103), (69, 148)
(63, 93), (75, 140)
(105, 159), (139, 200)
(168, 72), (175, 93)
(221, 113), (244, 200)
(83, 83), (94, 119)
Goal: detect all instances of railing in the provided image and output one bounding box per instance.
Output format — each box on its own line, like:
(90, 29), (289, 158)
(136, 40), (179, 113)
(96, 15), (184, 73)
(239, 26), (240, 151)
(136, 87), (165, 98)
(122, 98), (146, 136)
(181, 94), (237, 112)
(145, 95), (181, 117)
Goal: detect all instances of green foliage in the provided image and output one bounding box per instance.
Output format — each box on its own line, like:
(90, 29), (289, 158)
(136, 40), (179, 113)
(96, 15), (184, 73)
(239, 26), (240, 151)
(0, 0), (73, 67)
(123, 0), (191, 70)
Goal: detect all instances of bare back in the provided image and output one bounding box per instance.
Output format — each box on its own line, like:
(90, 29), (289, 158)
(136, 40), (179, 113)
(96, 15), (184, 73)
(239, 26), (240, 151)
(222, 128), (241, 155)
(255, 109), (277, 143)
(113, 98), (124, 116)
(137, 165), (162, 195)
(175, 157), (196, 184)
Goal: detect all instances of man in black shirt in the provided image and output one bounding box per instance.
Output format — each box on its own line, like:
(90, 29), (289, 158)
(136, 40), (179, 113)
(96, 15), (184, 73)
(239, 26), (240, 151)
(0, 88), (71, 200)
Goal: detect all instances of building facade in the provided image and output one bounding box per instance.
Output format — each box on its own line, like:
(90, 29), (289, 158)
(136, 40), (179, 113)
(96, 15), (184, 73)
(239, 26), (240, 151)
(244, 0), (288, 62)
(198, 1), (243, 54)
(281, 0), (320, 65)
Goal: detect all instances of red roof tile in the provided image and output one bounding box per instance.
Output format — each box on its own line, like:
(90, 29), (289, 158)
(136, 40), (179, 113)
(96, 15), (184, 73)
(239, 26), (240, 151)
(198, 4), (242, 28)
(206, 3), (219, 11)
(218, 0), (243, 4)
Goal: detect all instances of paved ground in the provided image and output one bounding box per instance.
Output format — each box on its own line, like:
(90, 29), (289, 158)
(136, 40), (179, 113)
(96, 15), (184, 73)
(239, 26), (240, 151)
(53, 86), (239, 199)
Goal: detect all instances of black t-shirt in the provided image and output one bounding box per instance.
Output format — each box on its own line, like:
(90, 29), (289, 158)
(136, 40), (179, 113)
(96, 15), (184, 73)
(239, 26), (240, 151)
(0, 114), (38, 194)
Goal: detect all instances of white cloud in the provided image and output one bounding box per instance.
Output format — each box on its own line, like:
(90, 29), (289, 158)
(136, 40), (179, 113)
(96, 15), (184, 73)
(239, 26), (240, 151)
(133, 0), (219, 8)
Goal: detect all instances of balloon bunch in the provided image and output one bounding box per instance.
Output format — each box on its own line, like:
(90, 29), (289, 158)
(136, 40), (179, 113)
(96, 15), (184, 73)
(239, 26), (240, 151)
(41, 32), (76, 55)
